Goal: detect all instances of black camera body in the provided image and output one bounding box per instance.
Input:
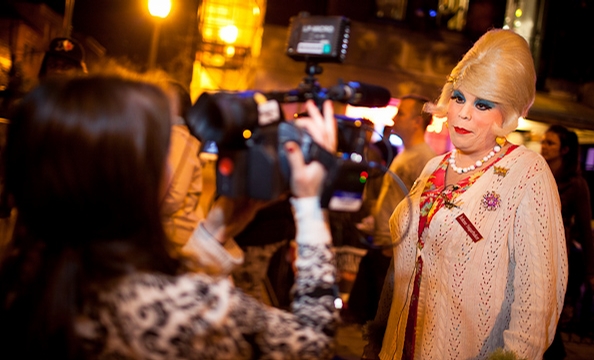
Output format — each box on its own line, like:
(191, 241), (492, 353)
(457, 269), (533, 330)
(187, 92), (350, 207)
(186, 14), (391, 212)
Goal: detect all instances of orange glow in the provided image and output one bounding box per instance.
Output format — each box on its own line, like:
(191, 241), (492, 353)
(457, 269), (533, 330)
(345, 100), (399, 128)
(148, 0), (171, 18)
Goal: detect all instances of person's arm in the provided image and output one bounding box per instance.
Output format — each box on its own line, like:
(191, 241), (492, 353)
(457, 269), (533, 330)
(162, 127), (204, 248)
(502, 169), (567, 359)
(186, 197), (336, 358)
(288, 195), (337, 338)
(183, 99), (338, 358)
(374, 158), (421, 247)
(169, 152), (204, 246)
(238, 99), (339, 357)
(373, 167), (398, 246)
(108, 232), (335, 360)
(182, 195), (269, 275)
(241, 96), (339, 355)
(573, 177), (594, 281)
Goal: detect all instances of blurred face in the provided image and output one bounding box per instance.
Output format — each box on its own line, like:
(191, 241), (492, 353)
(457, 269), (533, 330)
(541, 131), (562, 162)
(447, 86), (503, 154)
(392, 98), (419, 139)
(44, 57), (82, 78)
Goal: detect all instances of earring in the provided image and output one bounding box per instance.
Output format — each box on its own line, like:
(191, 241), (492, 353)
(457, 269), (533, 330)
(496, 136), (507, 147)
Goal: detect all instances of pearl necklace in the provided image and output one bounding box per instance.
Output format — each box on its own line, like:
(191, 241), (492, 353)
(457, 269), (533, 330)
(448, 145), (502, 174)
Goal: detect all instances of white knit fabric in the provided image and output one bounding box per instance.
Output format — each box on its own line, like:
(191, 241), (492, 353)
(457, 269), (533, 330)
(379, 145), (568, 360)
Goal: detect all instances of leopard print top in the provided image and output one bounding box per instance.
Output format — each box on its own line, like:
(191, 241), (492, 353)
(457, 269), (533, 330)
(76, 198), (338, 359)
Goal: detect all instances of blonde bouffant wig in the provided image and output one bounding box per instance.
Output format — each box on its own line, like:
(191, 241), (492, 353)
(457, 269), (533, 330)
(425, 29), (536, 136)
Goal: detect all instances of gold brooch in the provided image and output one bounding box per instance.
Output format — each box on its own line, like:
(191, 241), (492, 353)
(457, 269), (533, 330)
(494, 166), (508, 177)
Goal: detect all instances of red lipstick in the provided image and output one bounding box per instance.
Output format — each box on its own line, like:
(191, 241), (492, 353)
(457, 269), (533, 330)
(454, 126), (471, 134)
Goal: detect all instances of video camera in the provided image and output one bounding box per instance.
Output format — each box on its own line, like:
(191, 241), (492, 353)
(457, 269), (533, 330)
(186, 13), (391, 212)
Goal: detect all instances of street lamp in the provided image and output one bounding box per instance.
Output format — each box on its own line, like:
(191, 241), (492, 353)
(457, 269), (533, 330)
(147, 0), (171, 69)
(62, 0), (76, 37)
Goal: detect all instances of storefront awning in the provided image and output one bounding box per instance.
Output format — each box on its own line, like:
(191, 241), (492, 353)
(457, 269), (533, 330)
(528, 92), (594, 131)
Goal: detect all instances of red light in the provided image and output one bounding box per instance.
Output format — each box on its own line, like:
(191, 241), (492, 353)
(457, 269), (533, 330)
(359, 171), (368, 184)
(218, 157), (234, 176)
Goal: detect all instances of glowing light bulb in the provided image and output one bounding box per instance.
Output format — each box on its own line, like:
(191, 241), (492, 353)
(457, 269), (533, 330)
(225, 46), (236, 57)
(148, 0), (171, 18)
(219, 25), (239, 44)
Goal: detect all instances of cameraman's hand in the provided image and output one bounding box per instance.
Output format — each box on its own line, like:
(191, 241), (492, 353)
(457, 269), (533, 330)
(202, 196), (269, 244)
(356, 215), (375, 235)
(285, 100), (337, 198)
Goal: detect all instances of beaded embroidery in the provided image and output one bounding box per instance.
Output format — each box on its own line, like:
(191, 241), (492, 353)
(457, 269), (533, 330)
(481, 191), (501, 211)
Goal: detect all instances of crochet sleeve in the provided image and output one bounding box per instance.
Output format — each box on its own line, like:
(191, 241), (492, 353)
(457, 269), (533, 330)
(503, 167), (568, 359)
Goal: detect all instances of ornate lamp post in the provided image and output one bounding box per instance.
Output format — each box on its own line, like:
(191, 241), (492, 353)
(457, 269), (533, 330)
(192, 0), (266, 93)
(62, 0), (76, 37)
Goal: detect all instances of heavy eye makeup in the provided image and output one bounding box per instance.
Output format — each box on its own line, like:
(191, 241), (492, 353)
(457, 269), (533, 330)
(451, 89), (495, 111)
(451, 90), (466, 103)
(474, 99), (496, 111)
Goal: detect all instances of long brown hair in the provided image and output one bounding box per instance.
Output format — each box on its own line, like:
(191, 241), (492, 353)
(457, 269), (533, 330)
(0, 75), (183, 358)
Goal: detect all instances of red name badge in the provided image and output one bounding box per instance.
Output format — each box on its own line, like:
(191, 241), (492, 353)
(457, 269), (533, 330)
(456, 213), (483, 242)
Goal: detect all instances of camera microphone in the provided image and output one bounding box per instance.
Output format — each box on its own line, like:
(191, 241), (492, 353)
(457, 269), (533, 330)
(328, 81), (391, 108)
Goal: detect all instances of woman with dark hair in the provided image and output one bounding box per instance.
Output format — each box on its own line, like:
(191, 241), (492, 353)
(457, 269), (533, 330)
(541, 124), (594, 358)
(0, 74), (339, 359)
(542, 125), (580, 177)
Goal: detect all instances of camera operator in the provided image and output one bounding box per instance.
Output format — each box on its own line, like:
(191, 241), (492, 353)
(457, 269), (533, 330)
(0, 72), (340, 359)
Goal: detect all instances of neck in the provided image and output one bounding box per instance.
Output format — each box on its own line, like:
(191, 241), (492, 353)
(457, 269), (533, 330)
(455, 142), (498, 163)
(402, 131), (426, 149)
(448, 142), (503, 175)
(547, 157), (563, 177)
